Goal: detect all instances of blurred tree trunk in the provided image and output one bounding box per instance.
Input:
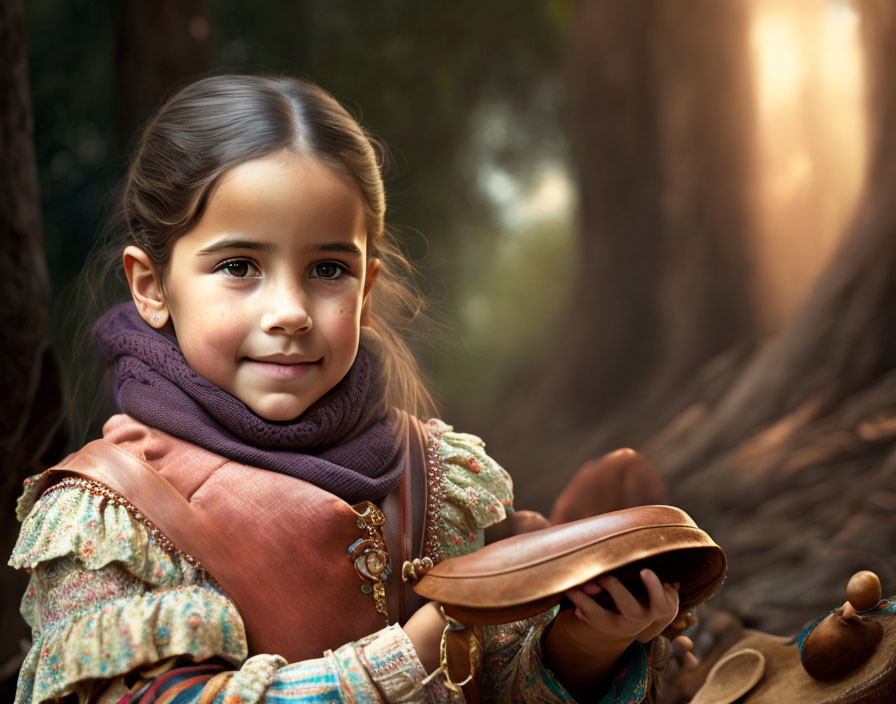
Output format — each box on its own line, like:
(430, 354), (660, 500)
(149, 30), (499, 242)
(0, 0), (64, 692)
(645, 0), (896, 635)
(494, 0), (757, 510)
(658, 0), (896, 479)
(116, 0), (211, 142)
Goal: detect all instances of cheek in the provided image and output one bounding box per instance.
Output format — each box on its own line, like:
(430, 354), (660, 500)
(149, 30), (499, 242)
(176, 305), (245, 374)
(336, 298), (360, 321)
(324, 299), (362, 351)
(204, 306), (247, 348)
(325, 292), (361, 325)
(331, 311), (360, 340)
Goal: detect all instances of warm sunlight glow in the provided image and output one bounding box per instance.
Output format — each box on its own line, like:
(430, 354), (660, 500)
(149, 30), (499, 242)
(754, 18), (805, 106)
(751, 0), (866, 330)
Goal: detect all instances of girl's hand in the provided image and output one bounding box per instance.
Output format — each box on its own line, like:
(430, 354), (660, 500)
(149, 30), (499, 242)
(544, 569), (680, 696)
(668, 634), (699, 674)
(665, 609), (700, 673)
(567, 569), (681, 645)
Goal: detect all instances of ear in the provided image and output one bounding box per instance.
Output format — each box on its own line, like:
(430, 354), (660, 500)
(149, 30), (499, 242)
(360, 257), (381, 327)
(123, 245), (170, 329)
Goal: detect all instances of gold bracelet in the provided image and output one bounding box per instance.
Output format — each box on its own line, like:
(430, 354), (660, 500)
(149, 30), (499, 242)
(420, 606), (482, 693)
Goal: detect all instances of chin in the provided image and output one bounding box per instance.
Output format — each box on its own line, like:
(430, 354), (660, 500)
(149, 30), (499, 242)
(250, 400), (313, 423)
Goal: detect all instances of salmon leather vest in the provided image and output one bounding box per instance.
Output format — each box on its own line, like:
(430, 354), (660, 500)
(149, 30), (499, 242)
(36, 413), (431, 661)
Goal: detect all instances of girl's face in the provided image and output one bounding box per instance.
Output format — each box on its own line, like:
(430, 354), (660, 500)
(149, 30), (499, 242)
(126, 149), (379, 421)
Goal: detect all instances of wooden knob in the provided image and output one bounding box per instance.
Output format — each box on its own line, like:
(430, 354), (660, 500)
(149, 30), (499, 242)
(847, 570), (882, 612)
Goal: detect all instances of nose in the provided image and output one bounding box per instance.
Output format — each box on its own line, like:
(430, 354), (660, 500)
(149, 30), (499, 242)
(260, 284), (312, 335)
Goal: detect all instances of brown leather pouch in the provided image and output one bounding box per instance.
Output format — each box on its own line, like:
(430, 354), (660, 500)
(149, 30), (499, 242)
(413, 505), (726, 625)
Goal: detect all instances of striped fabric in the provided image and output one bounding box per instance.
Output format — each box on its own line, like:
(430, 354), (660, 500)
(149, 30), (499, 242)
(117, 662), (227, 703)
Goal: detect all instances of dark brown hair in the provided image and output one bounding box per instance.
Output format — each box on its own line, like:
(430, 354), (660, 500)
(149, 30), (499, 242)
(68, 75), (434, 436)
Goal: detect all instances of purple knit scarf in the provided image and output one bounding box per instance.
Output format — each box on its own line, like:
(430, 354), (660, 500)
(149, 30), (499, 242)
(93, 302), (403, 503)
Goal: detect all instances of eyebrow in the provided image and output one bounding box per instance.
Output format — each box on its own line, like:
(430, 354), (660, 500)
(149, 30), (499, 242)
(196, 238), (363, 257)
(316, 242), (363, 256)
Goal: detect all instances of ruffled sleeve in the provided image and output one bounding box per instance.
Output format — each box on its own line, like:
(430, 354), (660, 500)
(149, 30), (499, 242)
(9, 475), (247, 704)
(428, 420), (514, 559)
(8, 474), (461, 704)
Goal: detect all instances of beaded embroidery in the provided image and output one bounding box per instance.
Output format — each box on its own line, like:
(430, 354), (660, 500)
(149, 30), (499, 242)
(400, 421), (459, 583)
(422, 419), (446, 564)
(42, 476), (203, 570)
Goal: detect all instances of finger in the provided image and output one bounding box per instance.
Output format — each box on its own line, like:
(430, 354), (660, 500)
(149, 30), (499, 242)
(582, 580), (601, 597)
(641, 570), (678, 625)
(565, 587), (625, 634)
(640, 569), (668, 612)
(565, 586), (609, 622)
(671, 635), (694, 659)
(682, 652), (699, 671)
(635, 586), (680, 643)
(662, 581), (681, 615)
(598, 574), (645, 617)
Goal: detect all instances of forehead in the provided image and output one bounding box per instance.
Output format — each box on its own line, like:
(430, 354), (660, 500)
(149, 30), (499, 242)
(188, 150), (368, 252)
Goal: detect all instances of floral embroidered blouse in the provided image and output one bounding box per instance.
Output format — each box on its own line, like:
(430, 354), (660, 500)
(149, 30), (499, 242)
(9, 420), (648, 704)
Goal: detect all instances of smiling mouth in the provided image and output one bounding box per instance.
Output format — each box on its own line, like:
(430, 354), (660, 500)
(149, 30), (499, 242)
(246, 357), (320, 380)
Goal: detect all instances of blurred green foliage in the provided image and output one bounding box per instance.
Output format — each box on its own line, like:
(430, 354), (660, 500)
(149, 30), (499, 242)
(25, 0), (576, 420)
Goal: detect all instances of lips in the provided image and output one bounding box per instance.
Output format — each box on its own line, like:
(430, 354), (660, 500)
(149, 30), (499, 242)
(245, 356), (321, 381)
(249, 353), (320, 364)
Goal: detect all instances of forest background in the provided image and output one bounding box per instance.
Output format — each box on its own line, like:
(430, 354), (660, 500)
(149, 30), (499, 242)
(3, 0), (896, 699)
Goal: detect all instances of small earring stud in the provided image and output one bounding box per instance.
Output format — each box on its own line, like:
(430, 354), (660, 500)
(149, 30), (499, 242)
(152, 314), (160, 325)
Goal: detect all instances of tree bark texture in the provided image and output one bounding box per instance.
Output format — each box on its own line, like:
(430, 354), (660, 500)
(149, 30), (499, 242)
(0, 0), (60, 692)
(657, 0), (896, 479)
(493, 0), (757, 511)
(648, 0), (896, 634)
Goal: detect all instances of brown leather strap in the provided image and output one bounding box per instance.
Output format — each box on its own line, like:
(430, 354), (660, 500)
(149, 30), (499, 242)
(399, 444), (411, 622)
(404, 416), (429, 619)
(407, 417), (428, 564)
(382, 415), (430, 623)
(39, 440), (223, 564)
(381, 482), (402, 621)
(381, 460), (409, 622)
(40, 438), (385, 660)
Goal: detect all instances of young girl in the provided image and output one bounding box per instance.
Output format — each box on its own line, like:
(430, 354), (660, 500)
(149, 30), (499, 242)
(9, 75), (681, 704)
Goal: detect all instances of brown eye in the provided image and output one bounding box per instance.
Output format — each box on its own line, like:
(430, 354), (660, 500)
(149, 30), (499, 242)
(217, 259), (258, 278)
(311, 262), (345, 280)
